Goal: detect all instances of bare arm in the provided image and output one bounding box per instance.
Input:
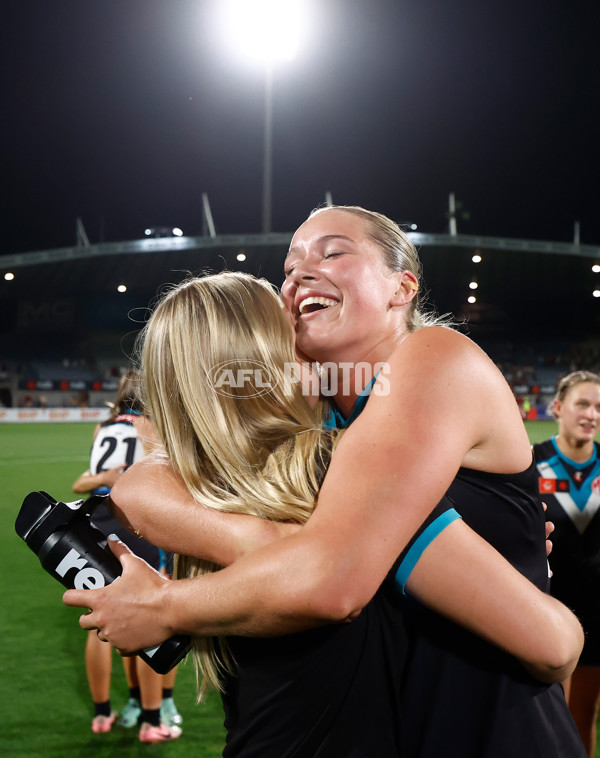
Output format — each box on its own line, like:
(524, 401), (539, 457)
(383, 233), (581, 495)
(72, 465), (125, 494)
(74, 513), (582, 685)
(405, 519), (582, 683)
(109, 453), (300, 565)
(64, 328), (581, 681)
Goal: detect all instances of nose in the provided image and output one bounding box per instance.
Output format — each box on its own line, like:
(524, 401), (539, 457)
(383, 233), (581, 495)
(290, 256), (318, 283)
(282, 255), (319, 311)
(282, 256), (318, 297)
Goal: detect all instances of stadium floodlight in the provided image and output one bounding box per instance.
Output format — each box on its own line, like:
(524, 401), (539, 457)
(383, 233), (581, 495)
(219, 0), (307, 64)
(237, 252), (247, 262)
(117, 285), (127, 293)
(218, 0), (308, 233)
(592, 264), (600, 273)
(469, 281), (478, 290)
(4, 272), (15, 281)
(472, 254), (482, 263)
(594, 290), (600, 299)
(468, 295), (477, 304)
(144, 227), (184, 238)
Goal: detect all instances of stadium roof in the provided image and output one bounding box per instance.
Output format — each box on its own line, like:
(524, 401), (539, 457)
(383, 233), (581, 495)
(2, 232), (600, 364)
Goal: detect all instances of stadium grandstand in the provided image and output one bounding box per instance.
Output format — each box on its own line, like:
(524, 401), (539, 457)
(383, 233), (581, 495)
(1, 220), (600, 418)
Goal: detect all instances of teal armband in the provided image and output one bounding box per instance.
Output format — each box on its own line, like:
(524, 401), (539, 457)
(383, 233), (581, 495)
(395, 508), (462, 594)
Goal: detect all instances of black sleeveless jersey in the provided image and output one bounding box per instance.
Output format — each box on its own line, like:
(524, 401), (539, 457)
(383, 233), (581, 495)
(396, 462), (586, 757)
(221, 572), (407, 757)
(534, 439), (600, 663)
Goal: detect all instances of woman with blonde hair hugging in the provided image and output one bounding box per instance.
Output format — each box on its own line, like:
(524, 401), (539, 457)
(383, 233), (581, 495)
(68, 241), (586, 755)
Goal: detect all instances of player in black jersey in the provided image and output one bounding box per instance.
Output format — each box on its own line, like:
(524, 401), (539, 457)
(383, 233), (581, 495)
(66, 210), (586, 756)
(534, 370), (600, 756)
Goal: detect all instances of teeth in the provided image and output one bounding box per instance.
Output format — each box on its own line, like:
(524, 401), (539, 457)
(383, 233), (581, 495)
(299, 296), (337, 314)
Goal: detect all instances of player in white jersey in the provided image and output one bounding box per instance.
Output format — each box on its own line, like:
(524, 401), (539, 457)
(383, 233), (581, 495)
(72, 370), (182, 744)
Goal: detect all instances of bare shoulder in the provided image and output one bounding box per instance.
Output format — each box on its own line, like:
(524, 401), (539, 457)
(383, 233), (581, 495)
(364, 326), (495, 440)
(371, 326), (530, 472)
(137, 448), (171, 468)
(383, 326), (502, 399)
(111, 450), (173, 500)
(394, 325), (487, 361)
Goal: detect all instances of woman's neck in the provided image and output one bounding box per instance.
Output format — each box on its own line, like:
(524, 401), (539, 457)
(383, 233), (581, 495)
(555, 433), (595, 464)
(323, 332), (409, 417)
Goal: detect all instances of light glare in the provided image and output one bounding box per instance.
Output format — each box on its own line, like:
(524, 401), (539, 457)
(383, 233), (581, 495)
(472, 254), (482, 263)
(594, 290), (600, 298)
(592, 264), (600, 273)
(4, 272), (15, 281)
(117, 284), (127, 293)
(468, 295), (477, 304)
(221, 0), (306, 63)
(237, 252), (247, 261)
(469, 281), (478, 290)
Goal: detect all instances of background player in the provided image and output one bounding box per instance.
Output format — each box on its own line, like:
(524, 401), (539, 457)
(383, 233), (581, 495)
(534, 370), (600, 756)
(71, 369), (182, 743)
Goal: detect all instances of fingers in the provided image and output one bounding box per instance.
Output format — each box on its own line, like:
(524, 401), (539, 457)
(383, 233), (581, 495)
(63, 587), (93, 610)
(62, 537), (129, 610)
(543, 507), (554, 558)
(63, 535), (132, 628)
(106, 533), (132, 558)
(545, 520), (554, 558)
(63, 538), (167, 653)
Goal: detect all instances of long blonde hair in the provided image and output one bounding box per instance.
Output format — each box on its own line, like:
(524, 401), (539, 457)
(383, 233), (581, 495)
(138, 272), (334, 696)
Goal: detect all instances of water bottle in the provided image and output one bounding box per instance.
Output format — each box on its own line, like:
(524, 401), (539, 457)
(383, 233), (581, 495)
(15, 491), (191, 674)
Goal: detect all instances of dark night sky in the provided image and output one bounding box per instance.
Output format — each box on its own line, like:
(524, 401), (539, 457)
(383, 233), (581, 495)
(2, 0), (600, 256)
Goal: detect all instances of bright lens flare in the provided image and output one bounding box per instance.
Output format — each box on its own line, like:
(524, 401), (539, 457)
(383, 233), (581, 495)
(221, 0), (306, 63)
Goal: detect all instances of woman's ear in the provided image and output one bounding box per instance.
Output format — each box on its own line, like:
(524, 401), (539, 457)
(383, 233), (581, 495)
(552, 398), (562, 419)
(390, 271), (419, 306)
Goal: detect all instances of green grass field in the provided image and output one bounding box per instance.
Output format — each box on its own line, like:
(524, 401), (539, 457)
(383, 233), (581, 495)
(4, 419), (598, 757)
(0, 422), (226, 758)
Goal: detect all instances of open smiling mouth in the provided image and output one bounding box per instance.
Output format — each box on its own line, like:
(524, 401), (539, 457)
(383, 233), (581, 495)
(298, 297), (338, 315)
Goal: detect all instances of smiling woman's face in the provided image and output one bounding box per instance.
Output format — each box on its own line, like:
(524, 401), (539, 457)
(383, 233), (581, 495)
(281, 209), (404, 365)
(554, 382), (600, 445)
